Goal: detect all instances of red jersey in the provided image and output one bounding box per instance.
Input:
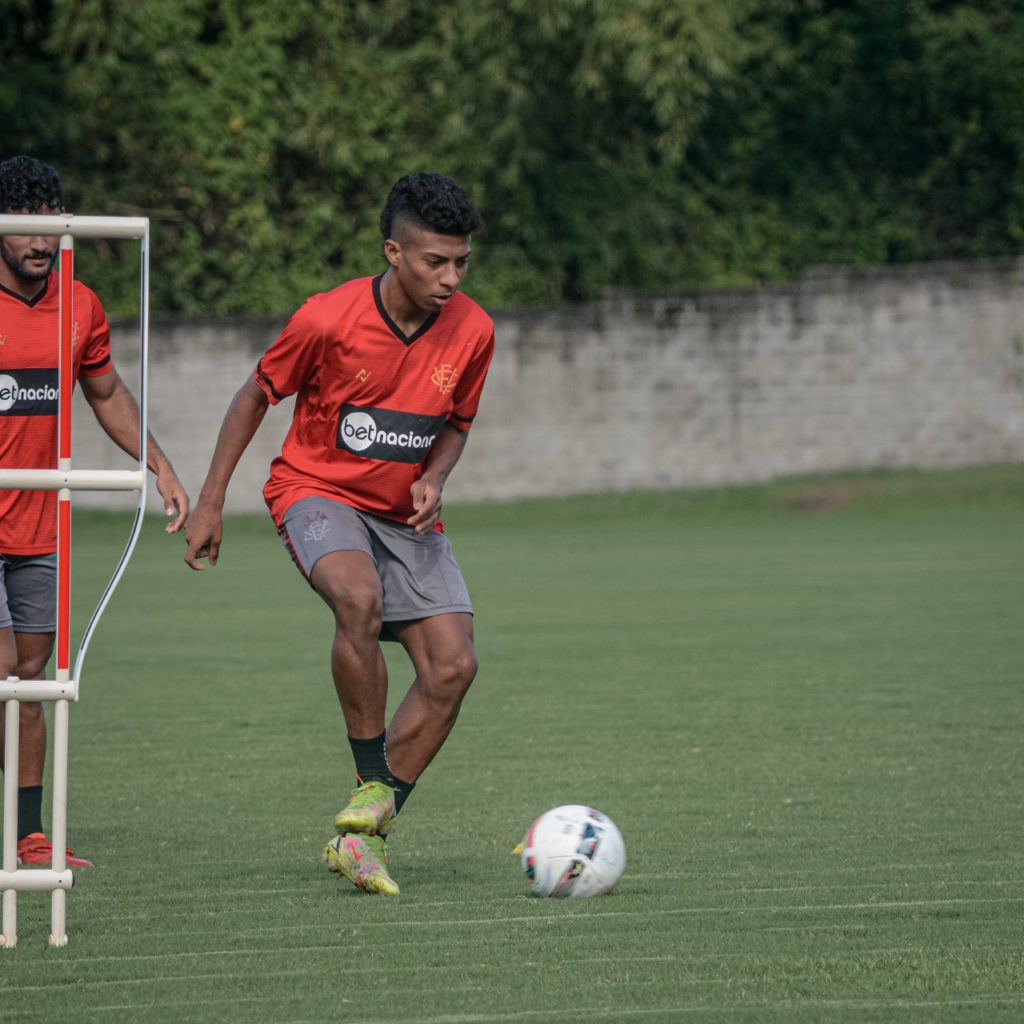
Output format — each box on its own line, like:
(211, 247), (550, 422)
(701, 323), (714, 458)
(0, 274), (113, 554)
(255, 275), (494, 527)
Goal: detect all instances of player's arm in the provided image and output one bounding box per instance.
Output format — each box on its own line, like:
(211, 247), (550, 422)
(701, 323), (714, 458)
(79, 367), (190, 533)
(408, 424), (469, 534)
(183, 376), (269, 570)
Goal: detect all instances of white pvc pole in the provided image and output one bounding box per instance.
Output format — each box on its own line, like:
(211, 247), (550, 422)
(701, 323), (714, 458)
(48, 233), (75, 948)
(49, 700), (69, 947)
(0, 869), (73, 892)
(0, 681), (77, 702)
(0, 214), (147, 239)
(0, 469), (144, 491)
(1, 693), (20, 947)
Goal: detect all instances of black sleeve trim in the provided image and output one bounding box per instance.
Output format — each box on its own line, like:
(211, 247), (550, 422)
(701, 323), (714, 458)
(81, 355), (112, 373)
(255, 358), (287, 401)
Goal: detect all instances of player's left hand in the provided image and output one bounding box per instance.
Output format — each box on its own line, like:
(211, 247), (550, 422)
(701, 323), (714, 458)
(408, 479), (443, 534)
(156, 468), (190, 534)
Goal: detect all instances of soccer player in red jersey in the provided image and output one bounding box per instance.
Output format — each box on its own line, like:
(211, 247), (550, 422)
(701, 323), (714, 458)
(0, 155), (189, 867)
(185, 173), (494, 894)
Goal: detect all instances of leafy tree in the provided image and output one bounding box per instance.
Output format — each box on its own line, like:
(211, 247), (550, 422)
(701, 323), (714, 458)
(2, 0), (1022, 313)
(683, 0), (1024, 280)
(42, 0), (422, 312)
(408, 0), (751, 305)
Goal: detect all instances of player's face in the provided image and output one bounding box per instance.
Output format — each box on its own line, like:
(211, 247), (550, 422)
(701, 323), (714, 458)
(385, 222), (471, 315)
(0, 205), (61, 288)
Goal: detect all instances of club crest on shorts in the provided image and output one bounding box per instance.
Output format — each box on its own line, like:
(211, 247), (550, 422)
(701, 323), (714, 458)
(302, 511), (332, 543)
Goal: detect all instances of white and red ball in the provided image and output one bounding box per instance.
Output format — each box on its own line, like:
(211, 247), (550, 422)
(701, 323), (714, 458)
(521, 805), (626, 898)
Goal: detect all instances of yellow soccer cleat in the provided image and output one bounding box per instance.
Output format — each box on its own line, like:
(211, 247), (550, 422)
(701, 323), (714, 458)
(333, 780), (396, 836)
(323, 832), (400, 896)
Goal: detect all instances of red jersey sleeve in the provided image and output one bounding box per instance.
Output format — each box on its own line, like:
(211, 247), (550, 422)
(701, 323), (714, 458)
(448, 328), (494, 432)
(254, 297), (326, 405)
(78, 285), (113, 378)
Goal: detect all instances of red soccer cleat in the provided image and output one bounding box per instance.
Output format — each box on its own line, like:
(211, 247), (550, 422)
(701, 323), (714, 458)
(16, 832), (94, 868)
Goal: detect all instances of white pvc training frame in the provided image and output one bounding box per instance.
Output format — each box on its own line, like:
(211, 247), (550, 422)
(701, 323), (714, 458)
(0, 214), (150, 947)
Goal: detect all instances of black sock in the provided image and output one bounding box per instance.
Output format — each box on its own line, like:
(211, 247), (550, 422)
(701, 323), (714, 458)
(348, 732), (391, 785)
(18, 784), (43, 840)
(347, 733), (415, 814)
(391, 775), (415, 814)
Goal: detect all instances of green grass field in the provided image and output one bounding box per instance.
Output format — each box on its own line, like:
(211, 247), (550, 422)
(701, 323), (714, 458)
(2, 466), (1023, 1022)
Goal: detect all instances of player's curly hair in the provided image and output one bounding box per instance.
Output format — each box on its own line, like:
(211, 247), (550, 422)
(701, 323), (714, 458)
(380, 172), (481, 240)
(0, 155), (63, 214)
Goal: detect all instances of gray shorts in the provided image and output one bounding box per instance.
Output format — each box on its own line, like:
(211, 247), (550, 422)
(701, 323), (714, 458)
(278, 497), (473, 633)
(0, 553), (57, 633)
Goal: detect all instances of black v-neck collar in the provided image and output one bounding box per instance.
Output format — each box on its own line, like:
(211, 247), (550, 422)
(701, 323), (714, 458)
(372, 274), (439, 346)
(0, 276), (49, 308)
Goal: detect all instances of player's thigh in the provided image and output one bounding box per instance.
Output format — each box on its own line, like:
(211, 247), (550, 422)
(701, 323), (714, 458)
(309, 550), (384, 622)
(15, 631), (55, 680)
(0, 628), (51, 735)
(0, 626), (16, 678)
(0, 554), (56, 678)
(278, 498), (383, 620)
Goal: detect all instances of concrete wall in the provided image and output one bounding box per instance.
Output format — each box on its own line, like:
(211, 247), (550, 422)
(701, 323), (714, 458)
(73, 259), (1024, 513)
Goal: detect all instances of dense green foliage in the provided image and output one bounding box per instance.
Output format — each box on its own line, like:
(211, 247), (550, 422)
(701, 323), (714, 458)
(3, 0), (1023, 313)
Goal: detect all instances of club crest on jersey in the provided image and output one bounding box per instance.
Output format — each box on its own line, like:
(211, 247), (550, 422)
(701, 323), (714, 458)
(0, 369), (59, 415)
(337, 404), (447, 464)
(431, 364), (458, 395)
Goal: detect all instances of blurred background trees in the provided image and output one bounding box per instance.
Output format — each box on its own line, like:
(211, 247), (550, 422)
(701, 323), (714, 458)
(2, 0), (1022, 314)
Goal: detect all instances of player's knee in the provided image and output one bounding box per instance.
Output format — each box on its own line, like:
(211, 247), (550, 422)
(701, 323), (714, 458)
(16, 652), (49, 680)
(19, 701), (45, 732)
(329, 584), (384, 638)
(453, 647), (479, 690)
(425, 646), (478, 705)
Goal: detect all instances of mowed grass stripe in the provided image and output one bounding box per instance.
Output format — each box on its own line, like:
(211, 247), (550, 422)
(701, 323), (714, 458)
(7, 994), (1024, 1024)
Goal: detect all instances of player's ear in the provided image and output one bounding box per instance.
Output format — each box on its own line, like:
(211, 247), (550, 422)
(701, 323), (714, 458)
(383, 238), (401, 268)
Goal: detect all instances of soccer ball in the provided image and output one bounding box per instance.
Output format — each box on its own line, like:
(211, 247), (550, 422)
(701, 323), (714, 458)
(520, 805), (626, 898)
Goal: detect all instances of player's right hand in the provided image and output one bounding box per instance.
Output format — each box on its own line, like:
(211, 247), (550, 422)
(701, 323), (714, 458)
(183, 504), (223, 570)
